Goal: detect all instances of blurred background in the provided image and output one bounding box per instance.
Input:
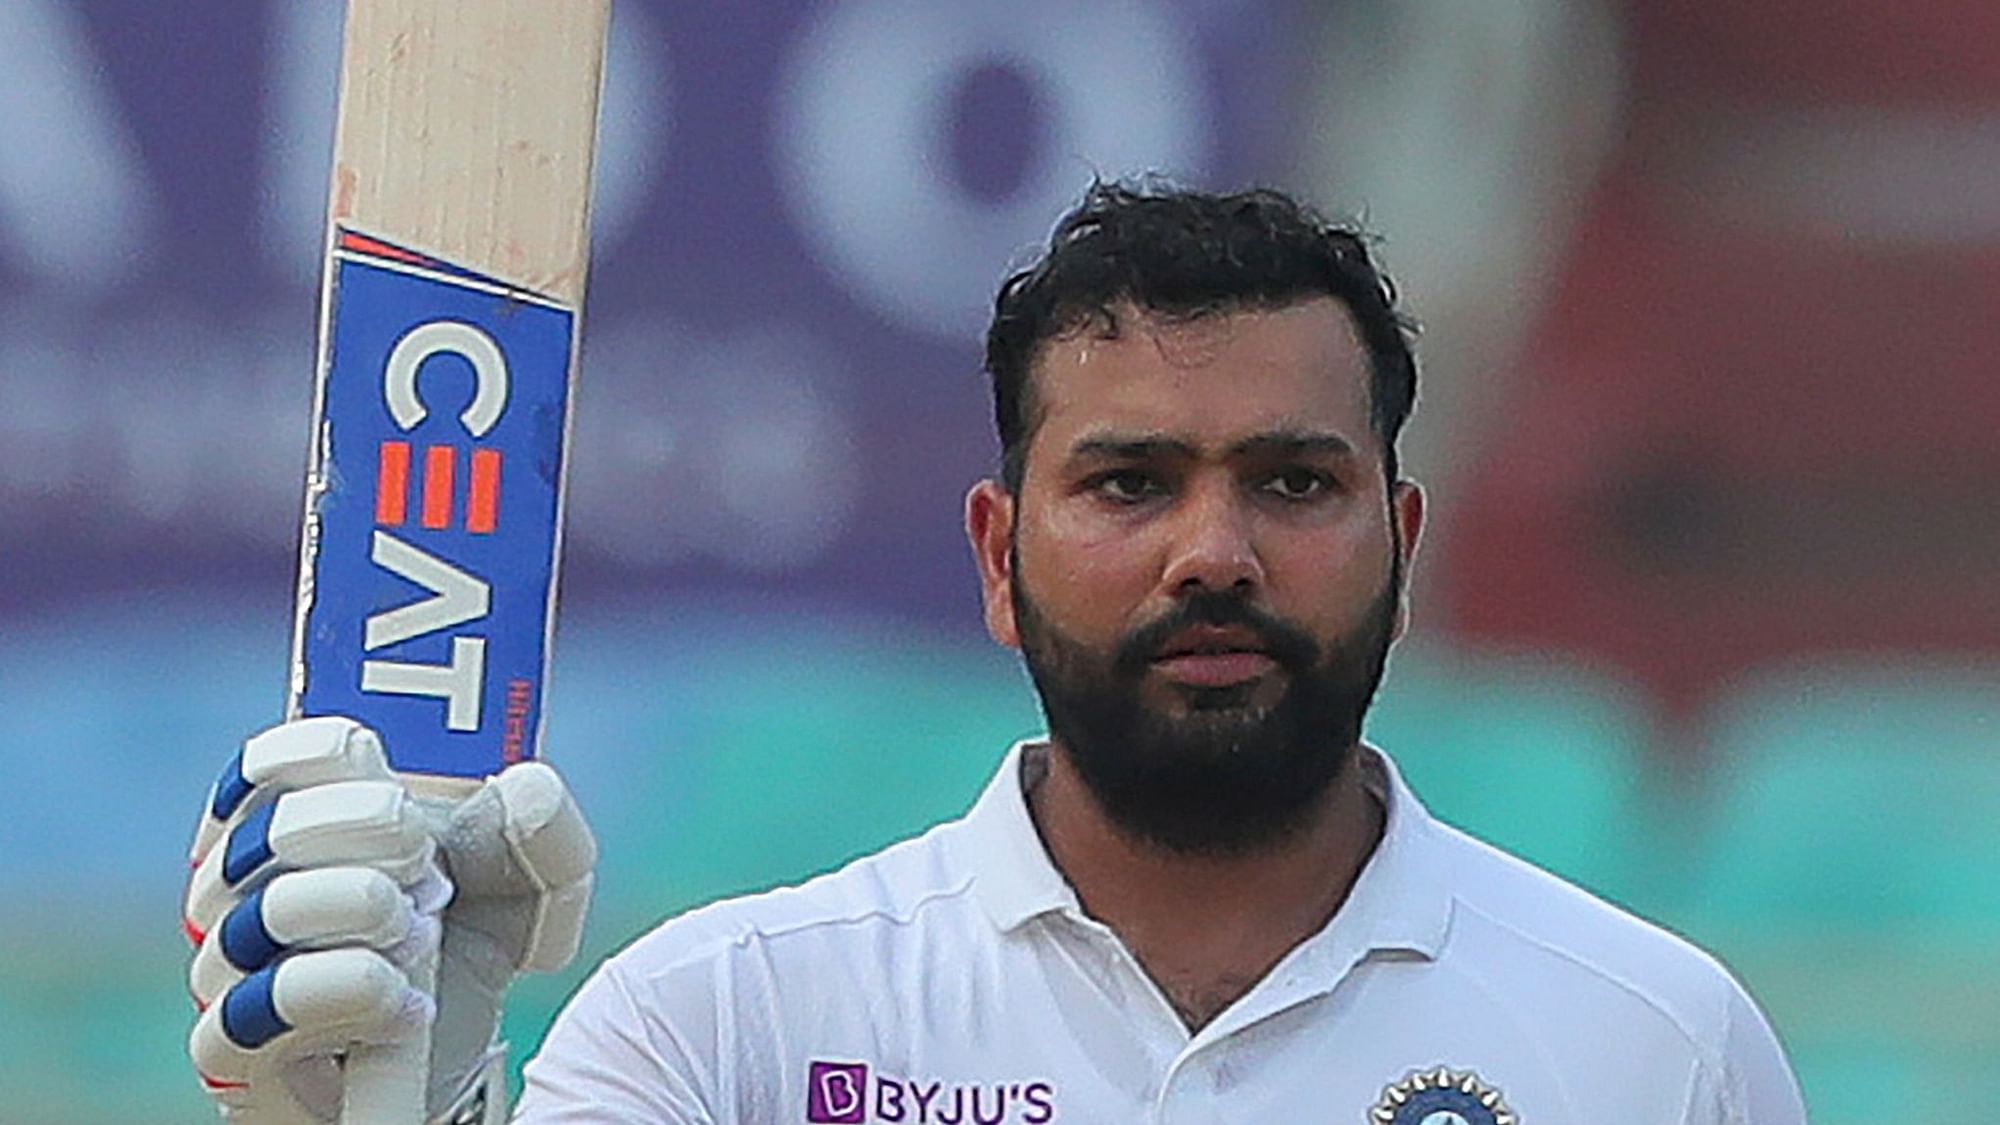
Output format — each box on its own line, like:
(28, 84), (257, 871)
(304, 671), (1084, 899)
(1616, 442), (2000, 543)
(1, 1), (1995, 1120)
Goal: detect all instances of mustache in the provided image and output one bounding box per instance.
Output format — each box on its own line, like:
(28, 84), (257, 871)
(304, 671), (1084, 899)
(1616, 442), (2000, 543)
(1113, 589), (1322, 677)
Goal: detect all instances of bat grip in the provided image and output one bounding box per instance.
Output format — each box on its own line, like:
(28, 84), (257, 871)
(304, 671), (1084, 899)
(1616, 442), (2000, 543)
(340, 941), (438, 1123)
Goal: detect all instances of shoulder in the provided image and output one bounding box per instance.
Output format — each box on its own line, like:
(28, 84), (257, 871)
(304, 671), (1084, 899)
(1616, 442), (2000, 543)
(1432, 818), (1744, 1045)
(608, 815), (982, 984)
(1449, 821), (1728, 987)
(518, 820), (985, 1121)
(1426, 820), (1805, 1120)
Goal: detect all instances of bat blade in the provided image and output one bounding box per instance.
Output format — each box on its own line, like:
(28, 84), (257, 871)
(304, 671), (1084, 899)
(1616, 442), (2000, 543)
(290, 0), (608, 791)
(285, 1), (609, 1119)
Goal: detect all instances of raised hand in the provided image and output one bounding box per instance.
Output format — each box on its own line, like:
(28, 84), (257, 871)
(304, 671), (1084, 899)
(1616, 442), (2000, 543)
(185, 716), (595, 1123)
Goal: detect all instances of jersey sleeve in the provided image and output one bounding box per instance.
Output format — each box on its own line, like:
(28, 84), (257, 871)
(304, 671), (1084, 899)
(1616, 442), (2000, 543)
(1720, 981), (1808, 1125)
(513, 957), (720, 1124)
(1682, 975), (1809, 1125)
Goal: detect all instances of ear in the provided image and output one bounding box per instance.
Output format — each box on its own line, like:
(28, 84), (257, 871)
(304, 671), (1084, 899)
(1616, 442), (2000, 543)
(1389, 479), (1426, 642)
(965, 478), (1020, 648)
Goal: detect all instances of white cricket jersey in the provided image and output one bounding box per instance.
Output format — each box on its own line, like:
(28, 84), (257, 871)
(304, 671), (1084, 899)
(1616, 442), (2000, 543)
(516, 743), (1807, 1124)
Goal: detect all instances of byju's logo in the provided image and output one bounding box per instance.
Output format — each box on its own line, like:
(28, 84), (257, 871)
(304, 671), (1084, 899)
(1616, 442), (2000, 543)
(808, 1061), (870, 1123)
(805, 1060), (1057, 1123)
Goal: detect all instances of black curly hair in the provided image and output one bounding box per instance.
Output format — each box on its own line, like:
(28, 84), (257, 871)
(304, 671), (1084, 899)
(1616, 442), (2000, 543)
(984, 180), (1418, 491)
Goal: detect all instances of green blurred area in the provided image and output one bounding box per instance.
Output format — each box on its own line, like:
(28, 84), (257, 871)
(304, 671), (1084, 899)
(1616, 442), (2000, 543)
(4, 610), (1994, 1123)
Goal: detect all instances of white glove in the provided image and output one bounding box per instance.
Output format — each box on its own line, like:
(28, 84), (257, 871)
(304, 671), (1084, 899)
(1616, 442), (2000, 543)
(184, 716), (597, 1124)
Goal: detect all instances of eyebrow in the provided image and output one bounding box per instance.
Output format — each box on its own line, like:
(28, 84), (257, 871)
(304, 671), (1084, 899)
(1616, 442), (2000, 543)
(1068, 429), (1359, 463)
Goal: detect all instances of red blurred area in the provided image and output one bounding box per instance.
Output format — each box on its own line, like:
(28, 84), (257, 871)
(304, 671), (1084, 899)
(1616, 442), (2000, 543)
(1434, 0), (2000, 720)
(1627, 0), (2000, 103)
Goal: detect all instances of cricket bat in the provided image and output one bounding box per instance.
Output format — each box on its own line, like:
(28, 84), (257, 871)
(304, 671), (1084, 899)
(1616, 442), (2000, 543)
(286, 1), (609, 1119)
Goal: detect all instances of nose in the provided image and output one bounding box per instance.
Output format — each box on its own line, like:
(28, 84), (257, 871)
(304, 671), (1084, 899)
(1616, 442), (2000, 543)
(1158, 481), (1264, 594)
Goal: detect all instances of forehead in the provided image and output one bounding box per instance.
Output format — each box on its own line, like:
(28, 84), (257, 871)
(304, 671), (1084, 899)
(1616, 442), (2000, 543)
(1029, 298), (1374, 451)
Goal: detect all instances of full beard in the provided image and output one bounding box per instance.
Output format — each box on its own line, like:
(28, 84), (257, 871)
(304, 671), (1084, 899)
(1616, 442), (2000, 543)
(1013, 556), (1400, 858)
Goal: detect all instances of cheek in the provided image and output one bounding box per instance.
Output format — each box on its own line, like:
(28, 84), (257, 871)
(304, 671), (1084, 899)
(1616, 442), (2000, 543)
(1018, 513), (1159, 634)
(1264, 523), (1396, 620)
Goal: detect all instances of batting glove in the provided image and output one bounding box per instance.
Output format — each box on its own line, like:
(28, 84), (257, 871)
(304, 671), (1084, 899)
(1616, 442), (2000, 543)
(184, 716), (596, 1124)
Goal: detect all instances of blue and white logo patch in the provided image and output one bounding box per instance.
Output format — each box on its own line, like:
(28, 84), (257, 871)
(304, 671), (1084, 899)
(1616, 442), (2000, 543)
(1369, 1067), (1516, 1125)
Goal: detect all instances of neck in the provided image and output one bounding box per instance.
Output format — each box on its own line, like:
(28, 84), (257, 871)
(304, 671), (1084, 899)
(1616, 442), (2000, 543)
(1025, 739), (1385, 1032)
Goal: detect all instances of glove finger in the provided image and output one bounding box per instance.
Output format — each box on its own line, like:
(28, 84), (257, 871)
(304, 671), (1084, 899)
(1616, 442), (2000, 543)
(448, 762), (597, 896)
(190, 947), (433, 1093)
(191, 717), (392, 867)
(445, 760), (598, 972)
(190, 867), (426, 1008)
(185, 779), (437, 939)
(192, 1066), (324, 1125)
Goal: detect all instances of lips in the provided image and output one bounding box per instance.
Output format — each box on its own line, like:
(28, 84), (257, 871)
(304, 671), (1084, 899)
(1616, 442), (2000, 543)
(1154, 624), (1269, 659)
(1151, 624), (1277, 686)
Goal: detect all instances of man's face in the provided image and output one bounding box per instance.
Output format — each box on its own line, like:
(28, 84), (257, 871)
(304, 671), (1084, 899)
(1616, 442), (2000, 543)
(966, 298), (1423, 856)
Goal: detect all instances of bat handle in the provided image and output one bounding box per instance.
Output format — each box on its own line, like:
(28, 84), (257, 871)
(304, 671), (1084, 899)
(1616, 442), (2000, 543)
(340, 942), (438, 1123)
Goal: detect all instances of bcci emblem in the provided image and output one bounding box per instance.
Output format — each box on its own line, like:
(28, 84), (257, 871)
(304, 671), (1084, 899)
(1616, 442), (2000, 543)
(1369, 1066), (1516, 1125)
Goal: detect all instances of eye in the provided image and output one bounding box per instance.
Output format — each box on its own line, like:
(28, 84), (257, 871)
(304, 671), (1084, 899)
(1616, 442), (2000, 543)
(1262, 467), (1332, 501)
(1092, 469), (1165, 504)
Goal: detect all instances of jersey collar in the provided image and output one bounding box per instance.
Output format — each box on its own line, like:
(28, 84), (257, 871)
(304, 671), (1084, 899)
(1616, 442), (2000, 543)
(959, 739), (1086, 931)
(959, 738), (1455, 963)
